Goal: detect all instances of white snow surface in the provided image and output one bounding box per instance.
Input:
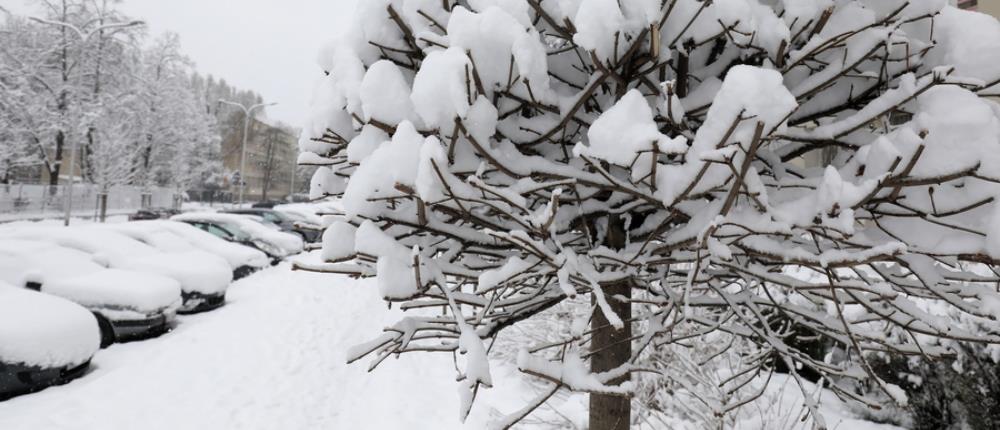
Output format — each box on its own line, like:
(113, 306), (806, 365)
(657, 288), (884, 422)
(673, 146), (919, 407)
(0, 284), (100, 369)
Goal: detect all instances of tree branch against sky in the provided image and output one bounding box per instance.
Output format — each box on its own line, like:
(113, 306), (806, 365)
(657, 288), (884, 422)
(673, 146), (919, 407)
(298, 1), (1000, 429)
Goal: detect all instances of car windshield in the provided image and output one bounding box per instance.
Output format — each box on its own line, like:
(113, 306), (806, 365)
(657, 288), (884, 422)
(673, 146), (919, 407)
(279, 211), (307, 222)
(217, 222), (254, 241)
(261, 211), (291, 223)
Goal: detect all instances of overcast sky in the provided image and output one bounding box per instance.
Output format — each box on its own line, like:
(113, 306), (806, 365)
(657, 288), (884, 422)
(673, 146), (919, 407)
(10, 0), (358, 128)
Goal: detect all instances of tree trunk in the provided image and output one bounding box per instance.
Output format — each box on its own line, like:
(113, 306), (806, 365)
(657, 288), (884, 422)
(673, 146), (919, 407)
(98, 193), (108, 223)
(50, 131), (66, 187)
(590, 214), (632, 430)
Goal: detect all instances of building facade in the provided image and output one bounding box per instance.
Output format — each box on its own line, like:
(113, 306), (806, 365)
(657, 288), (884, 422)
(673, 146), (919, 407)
(221, 116), (300, 202)
(959, 0), (1000, 17)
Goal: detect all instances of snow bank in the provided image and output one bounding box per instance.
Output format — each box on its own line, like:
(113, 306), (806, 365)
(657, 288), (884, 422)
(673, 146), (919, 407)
(0, 284), (100, 369)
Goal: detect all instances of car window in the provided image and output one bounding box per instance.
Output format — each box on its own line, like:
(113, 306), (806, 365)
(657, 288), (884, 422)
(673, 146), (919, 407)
(206, 224), (234, 240)
(219, 223), (253, 241)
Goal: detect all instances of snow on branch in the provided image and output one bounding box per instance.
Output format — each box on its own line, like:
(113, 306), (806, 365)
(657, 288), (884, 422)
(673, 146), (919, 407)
(300, 0), (1000, 427)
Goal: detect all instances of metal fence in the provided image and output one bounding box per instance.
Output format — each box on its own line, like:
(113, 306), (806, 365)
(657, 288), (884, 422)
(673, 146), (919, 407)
(0, 183), (178, 222)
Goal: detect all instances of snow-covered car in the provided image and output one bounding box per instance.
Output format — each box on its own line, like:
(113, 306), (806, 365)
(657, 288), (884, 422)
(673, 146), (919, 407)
(0, 239), (182, 346)
(221, 209), (323, 243)
(172, 212), (305, 263)
(0, 226), (232, 314)
(100, 221), (270, 280)
(0, 282), (101, 401)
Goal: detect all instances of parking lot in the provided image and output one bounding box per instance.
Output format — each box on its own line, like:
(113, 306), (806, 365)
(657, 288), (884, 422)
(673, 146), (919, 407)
(0, 257), (540, 430)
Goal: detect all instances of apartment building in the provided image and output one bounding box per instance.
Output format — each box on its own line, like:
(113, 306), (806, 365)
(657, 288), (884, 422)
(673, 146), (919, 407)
(221, 117), (300, 202)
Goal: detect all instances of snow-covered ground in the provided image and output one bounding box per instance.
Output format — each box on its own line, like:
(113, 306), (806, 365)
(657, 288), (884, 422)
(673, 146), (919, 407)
(0, 251), (903, 430)
(0, 253), (540, 430)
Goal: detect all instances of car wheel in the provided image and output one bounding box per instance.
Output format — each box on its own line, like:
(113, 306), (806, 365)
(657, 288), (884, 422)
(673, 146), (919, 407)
(233, 265), (256, 280)
(92, 313), (115, 348)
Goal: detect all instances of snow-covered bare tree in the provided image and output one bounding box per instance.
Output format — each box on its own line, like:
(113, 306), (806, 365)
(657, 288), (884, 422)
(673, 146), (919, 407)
(0, 32), (37, 183)
(297, 1), (1000, 428)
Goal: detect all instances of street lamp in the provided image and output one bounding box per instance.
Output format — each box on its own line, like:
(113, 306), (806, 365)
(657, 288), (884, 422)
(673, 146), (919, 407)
(218, 99), (277, 206)
(27, 16), (145, 226)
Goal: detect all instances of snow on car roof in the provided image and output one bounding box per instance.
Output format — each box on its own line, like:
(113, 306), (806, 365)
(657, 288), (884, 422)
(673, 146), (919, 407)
(116, 221), (269, 269)
(0, 239), (181, 314)
(46, 269), (182, 315)
(0, 283), (100, 369)
(0, 226), (159, 263)
(172, 212), (304, 254)
(0, 239), (105, 287)
(119, 252), (232, 296)
(0, 226), (232, 296)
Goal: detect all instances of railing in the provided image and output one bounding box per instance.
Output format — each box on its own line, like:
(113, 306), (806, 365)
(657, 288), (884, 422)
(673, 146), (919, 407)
(0, 183), (178, 222)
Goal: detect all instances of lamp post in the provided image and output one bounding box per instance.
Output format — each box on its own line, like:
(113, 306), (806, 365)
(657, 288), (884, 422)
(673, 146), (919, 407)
(28, 16), (145, 226)
(218, 100), (276, 206)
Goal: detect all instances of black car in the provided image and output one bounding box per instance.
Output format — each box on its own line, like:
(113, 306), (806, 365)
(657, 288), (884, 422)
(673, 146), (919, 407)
(175, 219), (285, 264)
(221, 209), (322, 243)
(128, 208), (182, 221)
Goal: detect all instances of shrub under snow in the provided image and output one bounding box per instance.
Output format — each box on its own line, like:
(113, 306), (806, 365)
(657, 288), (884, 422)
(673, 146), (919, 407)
(298, 1), (1000, 428)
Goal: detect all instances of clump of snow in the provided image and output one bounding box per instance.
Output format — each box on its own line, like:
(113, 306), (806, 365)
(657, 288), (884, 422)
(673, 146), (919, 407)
(354, 221), (438, 301)
(911, 85), (1000, 179)
(517, 349), (633, 395)
(0, 284), (100, 369)
(343, 121), (426, 217)
(346, 125), (389, 163)
(411, 48), (471, 133)
(571, 0), (625, 61)
(360, 60), (420, 126)
(658, 66), (798, 204)
(310, 166), (347, 200)
(928, 6), (1000, 92)
(321, 221), (357, 262)
(574, 89), (687, 167)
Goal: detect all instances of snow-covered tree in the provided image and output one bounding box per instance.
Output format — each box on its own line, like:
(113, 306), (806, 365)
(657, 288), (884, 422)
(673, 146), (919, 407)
(299, 1), (1000, 428)
(1, 2), (222, 203)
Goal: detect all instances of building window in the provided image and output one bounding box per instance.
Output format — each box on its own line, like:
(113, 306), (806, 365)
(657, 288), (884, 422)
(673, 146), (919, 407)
(958, 0), (978, 10)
